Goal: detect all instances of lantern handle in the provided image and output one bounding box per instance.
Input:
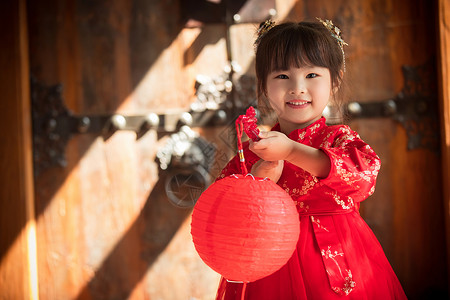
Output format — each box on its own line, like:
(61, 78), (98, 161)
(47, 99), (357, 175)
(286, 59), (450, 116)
(235, 117), (248, 175)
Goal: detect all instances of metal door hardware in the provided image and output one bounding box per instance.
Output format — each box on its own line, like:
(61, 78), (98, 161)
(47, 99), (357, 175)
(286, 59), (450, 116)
(31, 61), (438, 176)
(342, 61), (439, 151)
(30, 67), (257, 176)
(30, 77), (225, 176)
(158, 126), (216, 208)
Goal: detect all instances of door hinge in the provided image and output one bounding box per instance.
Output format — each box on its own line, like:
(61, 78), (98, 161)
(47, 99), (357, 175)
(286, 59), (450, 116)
(342, 60), (439, 151)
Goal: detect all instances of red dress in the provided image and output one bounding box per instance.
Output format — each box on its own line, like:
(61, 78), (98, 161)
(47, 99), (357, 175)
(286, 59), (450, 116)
(215, 117), (407, 300)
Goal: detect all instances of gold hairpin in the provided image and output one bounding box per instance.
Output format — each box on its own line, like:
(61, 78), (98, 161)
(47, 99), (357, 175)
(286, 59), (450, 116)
(316, 17), (348, 72)
(254, 19), (276, 51)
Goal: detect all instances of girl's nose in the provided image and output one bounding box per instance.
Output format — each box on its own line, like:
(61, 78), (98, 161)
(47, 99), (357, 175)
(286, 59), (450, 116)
(289, 80), (307, 94)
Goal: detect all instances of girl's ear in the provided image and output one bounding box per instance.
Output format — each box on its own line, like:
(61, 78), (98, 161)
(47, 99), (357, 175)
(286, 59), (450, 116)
(339, 69), (344, 81)
(332, 70), (344, 95)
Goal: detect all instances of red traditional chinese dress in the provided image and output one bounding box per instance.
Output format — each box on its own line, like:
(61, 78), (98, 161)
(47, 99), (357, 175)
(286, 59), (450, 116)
(215, 117), (407, 300)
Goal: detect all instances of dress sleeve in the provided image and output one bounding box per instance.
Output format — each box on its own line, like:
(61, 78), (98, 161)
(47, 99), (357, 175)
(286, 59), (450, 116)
(319, 126), (381, 202)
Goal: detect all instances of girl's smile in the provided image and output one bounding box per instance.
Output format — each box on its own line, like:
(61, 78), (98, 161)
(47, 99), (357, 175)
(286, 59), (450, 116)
(286, 100), (311, 108)
(266, 65), (333, 134)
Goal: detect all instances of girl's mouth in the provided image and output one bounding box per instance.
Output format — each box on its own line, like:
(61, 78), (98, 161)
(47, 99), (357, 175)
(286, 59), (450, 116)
(286, 100), (310, 108)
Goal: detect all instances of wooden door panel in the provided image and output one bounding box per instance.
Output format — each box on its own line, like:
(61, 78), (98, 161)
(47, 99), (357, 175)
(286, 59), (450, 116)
(28, 0), (225, 299)
(0, 0), (36, 298)
(438, 0), (450, 291)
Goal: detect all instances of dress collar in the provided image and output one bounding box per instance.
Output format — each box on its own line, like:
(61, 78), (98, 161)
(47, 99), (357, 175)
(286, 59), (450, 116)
(271, 117), (327, 140)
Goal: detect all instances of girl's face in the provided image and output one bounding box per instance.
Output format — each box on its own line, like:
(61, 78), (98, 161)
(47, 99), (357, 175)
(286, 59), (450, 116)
(265, 65), (333, 134)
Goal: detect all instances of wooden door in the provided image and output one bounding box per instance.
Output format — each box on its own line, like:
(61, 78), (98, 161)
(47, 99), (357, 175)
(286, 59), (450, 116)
(9, 0), (447, 300)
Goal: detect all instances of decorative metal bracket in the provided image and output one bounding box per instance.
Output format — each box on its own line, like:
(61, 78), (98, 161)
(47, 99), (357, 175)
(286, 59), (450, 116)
(157, 126), (216, 208)
(343, 60), (439, 151)
(30, 67), (257, 176)
(30, 77), (222, 176)
(31, 60), (437, 177)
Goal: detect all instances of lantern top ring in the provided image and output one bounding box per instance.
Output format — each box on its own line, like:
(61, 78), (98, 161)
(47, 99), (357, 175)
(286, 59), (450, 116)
(230, 173), (271, 182)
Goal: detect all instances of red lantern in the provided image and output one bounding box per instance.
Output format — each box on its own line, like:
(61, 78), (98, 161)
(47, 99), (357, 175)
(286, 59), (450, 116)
(191, 173), (300, 283)
(191, 107), (300, 285)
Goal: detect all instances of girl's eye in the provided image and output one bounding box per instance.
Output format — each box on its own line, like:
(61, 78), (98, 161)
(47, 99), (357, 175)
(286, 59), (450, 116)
(306, 73), (318, 78)
(275, 74), (289, 79)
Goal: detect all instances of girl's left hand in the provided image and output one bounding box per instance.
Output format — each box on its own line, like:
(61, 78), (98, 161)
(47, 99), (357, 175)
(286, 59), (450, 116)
(250, 159), (284, 183)
(249, 131), (294, 162)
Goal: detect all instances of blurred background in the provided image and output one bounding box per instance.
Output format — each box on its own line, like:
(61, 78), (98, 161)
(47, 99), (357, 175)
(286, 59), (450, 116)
(1, 0), (449, 299)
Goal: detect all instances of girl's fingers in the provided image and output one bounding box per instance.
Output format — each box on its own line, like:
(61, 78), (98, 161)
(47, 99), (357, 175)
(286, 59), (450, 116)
(250, 139), (267, 150)
(258, 131), (268, 138)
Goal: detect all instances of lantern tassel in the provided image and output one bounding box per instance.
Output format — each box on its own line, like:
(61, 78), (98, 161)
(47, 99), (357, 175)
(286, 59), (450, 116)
(235, 118), (248, 175)
(241, 282), (247, 300)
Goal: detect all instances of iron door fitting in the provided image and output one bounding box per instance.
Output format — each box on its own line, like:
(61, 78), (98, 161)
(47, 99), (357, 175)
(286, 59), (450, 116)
(340, 61), (439, 152)
(30, 61), (439, 177)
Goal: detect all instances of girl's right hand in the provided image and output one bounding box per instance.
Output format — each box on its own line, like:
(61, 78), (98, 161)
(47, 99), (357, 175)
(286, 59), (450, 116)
(250, 159), (284, 183)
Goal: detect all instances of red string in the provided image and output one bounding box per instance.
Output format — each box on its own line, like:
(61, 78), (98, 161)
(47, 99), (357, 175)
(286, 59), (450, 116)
(235, 118), (251, 299)
(235, 118), (248, 175)
(241, 282), (247, 300)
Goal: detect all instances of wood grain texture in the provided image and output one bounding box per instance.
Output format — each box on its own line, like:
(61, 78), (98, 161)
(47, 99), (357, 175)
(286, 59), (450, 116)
(27, 0), (224, 299)
(0, 0), (36, 299)
(438, 0), (450, 290)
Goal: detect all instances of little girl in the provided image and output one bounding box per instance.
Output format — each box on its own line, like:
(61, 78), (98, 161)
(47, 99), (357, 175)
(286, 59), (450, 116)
(215, 19), (407, 299)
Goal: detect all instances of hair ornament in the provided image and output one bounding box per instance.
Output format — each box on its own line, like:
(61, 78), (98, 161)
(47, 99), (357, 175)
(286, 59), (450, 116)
(316, 17), (348, 72)
(254, 19), (276, 52)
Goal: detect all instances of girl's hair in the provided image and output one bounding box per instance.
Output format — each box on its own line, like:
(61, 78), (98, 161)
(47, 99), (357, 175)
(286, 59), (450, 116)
(255, 21), (346, 120)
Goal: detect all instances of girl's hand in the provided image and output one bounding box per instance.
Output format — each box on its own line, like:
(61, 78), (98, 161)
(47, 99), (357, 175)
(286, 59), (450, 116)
(250, 159), (284, 183)
(249, 131), (294, 162)
(250, 131), (331, 178)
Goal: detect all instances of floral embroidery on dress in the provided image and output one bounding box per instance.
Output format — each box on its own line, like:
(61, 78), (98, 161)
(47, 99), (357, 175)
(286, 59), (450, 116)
(319, 131), (335, 148)
(334, 159), (362, 188)
(300, 177), (319, 195)
(334, 134), (354, 147)
(326, 191), (354, 210)
(321, 246), (344, 260)
(306, 123), (322, 143)
(283, 171), (320, 198)
(331, 270), (356, 296)
(334, 157), (374, 188)
(321, 246), (356, 295)
(295, 201), (310, 212)
(311, 216), (329, 232)
(310, 123), (321, 133)
(298, 131), (306, 141)
(283, 183), (290, 194)
(369, 185), (375, 195)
